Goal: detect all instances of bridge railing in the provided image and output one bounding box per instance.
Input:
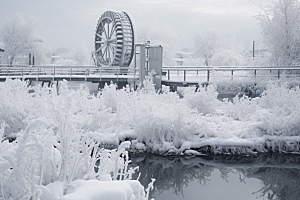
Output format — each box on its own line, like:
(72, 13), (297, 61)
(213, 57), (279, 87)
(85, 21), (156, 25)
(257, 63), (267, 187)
(162, 66), (300, 82)
(0, 65), (138, 81)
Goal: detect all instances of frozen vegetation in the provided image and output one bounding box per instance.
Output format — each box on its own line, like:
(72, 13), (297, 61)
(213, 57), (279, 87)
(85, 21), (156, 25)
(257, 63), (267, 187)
(1, 77), (300, 199)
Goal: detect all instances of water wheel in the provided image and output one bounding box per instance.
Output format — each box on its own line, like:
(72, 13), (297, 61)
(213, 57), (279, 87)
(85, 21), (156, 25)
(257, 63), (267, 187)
(94, 11), (135, 67)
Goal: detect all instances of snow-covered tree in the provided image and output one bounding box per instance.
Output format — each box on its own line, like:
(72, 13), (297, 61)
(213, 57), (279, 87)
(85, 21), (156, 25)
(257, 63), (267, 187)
(194, 31), (245, 66)
(137, 21), (187, 66)
(254, 0), (300, 66)
(211, 49), (245, 66)
(194, 30), (220, 66)
(0, 13), (51, 65)
(52, 41), (92, 66)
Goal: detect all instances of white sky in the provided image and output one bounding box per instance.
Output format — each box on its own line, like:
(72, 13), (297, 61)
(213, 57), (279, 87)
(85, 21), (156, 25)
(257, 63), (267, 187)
(0, 0), (265, 52)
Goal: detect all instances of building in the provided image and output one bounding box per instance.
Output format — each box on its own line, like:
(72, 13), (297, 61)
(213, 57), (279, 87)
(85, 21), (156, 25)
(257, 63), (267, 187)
(173, 51), (193, 65)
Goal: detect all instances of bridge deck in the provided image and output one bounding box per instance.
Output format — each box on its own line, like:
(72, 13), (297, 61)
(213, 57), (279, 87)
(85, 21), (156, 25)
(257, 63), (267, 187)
(0, 74), (139, 82)
(1, 65), (300, 88)
(0, 65), (139, 83)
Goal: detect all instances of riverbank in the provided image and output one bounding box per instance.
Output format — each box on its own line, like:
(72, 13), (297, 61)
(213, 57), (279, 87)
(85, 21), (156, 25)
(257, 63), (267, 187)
(1, 78), (300, 199)
(2, 78), (300, 156)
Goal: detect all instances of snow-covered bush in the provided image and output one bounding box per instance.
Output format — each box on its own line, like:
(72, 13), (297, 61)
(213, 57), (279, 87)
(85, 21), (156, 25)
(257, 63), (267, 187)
(211, 49), (245, 66)
(255, 83), (300, 136)
(183, 84), (219, 115)
(133, 93), (205, 153)
(223, 94), (260, 121)
(214, 79), (266, 95)
(0, 79), (34, 137)
(0, 79), (159, 200)
(222, 82), (300, 138)
(52, 59), (79, 66)
(0, 119), (148, 200)
(0, 119), (58, 199)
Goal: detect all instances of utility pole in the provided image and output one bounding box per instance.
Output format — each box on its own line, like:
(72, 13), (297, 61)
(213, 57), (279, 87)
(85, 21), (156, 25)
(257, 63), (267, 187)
(253, 41), (255, 60)
(29, 53), (31, 65)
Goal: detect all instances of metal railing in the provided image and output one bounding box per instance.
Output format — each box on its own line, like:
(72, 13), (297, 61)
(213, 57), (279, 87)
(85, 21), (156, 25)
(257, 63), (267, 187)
(162, 66), (300, 82)
(0, 65), (138, 81)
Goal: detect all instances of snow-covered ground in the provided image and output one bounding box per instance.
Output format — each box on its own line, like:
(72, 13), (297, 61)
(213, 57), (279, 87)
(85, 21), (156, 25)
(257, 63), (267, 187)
(1, 77), (300, 199)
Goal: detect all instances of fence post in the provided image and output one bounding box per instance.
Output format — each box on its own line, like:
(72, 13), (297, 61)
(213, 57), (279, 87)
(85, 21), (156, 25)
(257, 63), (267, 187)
(85, 67), (87, 81)
(22, 68), (23, 80)
(70, 67), (72, 81)
(231, 70), (233, 80)
(278, 69), (280, 79)
(184, 70), (186, 81)
(117, 67), (119, 82)
(207, 70), (210, 82)
(37, 68), (39, 81)
(100, 67), (102, 81)
(168, 70), (170, 80)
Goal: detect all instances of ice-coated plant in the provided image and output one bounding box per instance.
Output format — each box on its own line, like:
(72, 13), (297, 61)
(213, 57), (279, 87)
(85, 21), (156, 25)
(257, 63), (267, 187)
(223, 94), (260, 121)
(0, 79), (158, 200)
(183, 84), (219, 115)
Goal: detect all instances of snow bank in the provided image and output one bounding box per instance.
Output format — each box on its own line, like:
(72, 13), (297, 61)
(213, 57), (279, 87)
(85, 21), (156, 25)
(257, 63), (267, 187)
(1, 78), (300, 199)
(40, 179), (150, 200)
(1, 78), (300, 157)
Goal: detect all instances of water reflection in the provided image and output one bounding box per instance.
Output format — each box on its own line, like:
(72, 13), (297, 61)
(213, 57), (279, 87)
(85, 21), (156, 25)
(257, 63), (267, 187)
(129, 154), (300, 200)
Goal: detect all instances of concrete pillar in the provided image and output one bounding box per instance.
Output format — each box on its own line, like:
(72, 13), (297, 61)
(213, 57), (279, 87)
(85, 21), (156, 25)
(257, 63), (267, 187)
(138, 45), (146, 87)
(148, 45), (163, 91)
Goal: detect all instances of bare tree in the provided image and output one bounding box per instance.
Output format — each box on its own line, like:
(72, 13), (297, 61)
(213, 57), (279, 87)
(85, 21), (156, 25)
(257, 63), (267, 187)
(194, 31), (220, 66)
(194, 31), (245, 66)
(0, 13), (50, 65)
(137, 21), (187, 66)
(254, 0), (300, 66)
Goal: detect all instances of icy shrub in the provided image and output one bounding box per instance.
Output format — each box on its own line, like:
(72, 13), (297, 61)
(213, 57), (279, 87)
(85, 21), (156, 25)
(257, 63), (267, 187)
(140, 74), (156, 94)
(223, 94), (260, 121)
(254, 83), (300, 136)
(0, 79), (31, 137)
(132, 89), (211, 154)
(100, 82), (119, 113)
(211, 49), (245, 66)
(0, 118), (149, 200)
(222, 82), (300, 138)
(0, 119), (59, 200)
(183, 84), (219, 115)
(0, 79), (59, 138)
(0, 79), (157, 200)
(52, 59), (79, 66)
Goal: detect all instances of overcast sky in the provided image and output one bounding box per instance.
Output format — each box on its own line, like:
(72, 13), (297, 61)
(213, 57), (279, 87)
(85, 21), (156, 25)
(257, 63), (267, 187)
(0, 0), (265, 52)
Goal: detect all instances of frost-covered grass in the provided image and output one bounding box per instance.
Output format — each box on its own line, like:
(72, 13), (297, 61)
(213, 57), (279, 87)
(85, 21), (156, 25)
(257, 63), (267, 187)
(1, 78), (300, 199)
(1, 78), (300, 155)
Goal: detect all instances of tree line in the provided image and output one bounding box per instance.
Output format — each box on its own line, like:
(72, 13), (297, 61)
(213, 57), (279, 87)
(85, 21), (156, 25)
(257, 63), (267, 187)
(1, 0), (300, 66)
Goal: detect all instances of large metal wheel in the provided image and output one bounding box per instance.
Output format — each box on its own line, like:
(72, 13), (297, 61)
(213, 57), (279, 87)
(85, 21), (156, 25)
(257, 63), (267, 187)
(95, 11), (135, 67)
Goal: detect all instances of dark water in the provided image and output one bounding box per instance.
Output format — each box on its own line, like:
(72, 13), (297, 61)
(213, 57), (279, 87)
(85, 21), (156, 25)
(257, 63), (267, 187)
(129, 154), (300, 200)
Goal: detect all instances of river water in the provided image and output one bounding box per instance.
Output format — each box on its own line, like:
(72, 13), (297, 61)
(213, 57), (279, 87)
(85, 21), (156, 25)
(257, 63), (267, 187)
(129, 154), (300, 200)
(37, 81), (299, 199)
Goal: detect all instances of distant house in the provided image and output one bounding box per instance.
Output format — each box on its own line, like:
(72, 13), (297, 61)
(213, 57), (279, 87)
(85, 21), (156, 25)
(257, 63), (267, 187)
(173, 51), (193, 65)
(51, 47), (69, 64)
(247, 49), (270, 59)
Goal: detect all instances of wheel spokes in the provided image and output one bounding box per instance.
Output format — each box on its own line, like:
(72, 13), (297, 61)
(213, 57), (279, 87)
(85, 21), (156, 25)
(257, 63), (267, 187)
(96, 33), (106, 41)
(101, 22), (108, 39)
(109, 24), (117, 39)
(96, 43), (106, 53)
(107, 44), (111, 64)
(95, 40), (106, 44)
